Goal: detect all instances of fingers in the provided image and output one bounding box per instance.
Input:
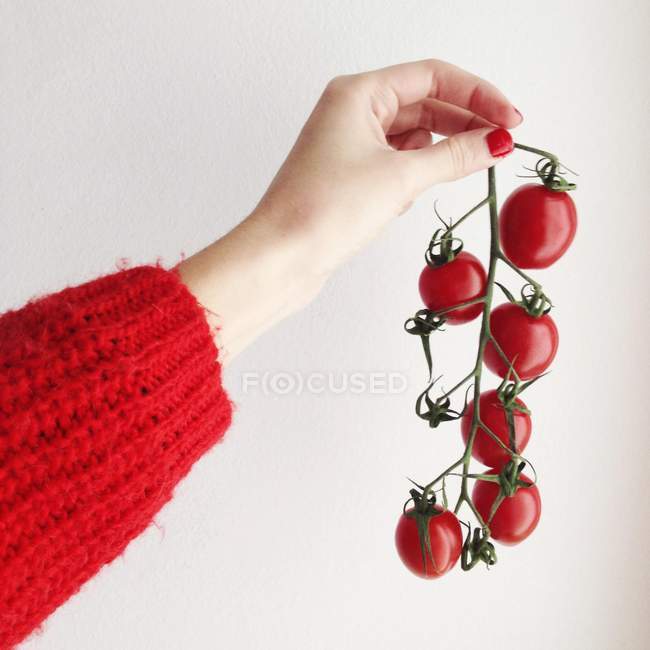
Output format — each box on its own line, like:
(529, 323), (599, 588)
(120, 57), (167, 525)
(388, 128), (432, 151)
(387, 98), (494, 137)
(400, 127), (514, 193)
(359, 58), (521, 130)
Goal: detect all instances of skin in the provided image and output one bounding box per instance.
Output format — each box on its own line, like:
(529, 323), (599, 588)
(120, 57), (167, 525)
(177, 59), (522, 361)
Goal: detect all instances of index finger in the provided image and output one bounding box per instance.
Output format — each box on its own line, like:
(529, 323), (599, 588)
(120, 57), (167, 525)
(362, 58), (521, 129)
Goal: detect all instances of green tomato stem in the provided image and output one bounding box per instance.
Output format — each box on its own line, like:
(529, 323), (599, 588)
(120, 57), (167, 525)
(498, 252), (541, 291)
(447, 196), (491, 233)
(451, 166), (499, 531)
(513, 142), (559, 164)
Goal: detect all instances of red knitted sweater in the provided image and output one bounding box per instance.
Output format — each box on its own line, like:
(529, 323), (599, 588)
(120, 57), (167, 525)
(0, 265), (232, 648)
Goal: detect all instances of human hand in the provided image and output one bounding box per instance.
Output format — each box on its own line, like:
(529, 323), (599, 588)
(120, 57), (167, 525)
(254, 59), (521, 273)
(179, 60), (522, 360)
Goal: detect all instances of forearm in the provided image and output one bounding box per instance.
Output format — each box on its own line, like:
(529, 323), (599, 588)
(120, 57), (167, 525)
(178, 204), (328, 361)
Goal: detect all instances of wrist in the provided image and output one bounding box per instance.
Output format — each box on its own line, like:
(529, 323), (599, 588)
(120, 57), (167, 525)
(178, 203), (328, 361)
(242, 203), (330, 315)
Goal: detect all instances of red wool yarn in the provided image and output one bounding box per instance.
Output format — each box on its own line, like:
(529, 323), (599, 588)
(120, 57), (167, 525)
(0, 265), (232, 648)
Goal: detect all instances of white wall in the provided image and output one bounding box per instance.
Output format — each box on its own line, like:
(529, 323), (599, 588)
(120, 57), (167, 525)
(3, 1), (649, 649)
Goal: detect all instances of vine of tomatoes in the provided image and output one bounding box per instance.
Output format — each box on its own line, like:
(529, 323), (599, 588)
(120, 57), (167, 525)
(398, 144), (577, 579)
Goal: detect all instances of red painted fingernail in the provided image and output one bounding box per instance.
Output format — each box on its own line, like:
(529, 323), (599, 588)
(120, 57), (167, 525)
(486, 128), (513, 158)
(514, 107), (523, 122)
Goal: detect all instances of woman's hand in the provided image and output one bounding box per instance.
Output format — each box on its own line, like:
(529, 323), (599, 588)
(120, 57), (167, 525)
(179, 59), (522, 361)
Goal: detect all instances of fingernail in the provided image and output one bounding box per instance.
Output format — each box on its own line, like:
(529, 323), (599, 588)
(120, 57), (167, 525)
(486, 128), (513, 158)
(514, 107), (523, 123)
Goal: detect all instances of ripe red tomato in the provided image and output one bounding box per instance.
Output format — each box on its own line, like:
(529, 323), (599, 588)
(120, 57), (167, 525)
(461, 390), (531, 469)
(395, 506), (462, 578)
(418, 251), (486, 324)
(472, 471), (541, 545)
(499, 183), (577, 269)
(484, 303), (558, 380)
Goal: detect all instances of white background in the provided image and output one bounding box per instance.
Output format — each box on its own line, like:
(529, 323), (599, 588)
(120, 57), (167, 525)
(2, 1), (649, 649)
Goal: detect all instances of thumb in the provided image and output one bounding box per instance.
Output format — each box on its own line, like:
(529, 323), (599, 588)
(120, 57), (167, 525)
(401, 127), (514, 194)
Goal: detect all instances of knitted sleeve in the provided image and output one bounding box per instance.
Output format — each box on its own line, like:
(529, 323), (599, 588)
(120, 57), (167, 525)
(0, 264), (233, 649)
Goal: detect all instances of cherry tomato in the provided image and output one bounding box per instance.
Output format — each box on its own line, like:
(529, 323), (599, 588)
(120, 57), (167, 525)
(499, 183), (577, 269)
(472, 470), (541, 545)
(461, 389), (531, 469)
(484, 303), (558, 380)
(418, 251), (486, 324)
(395, 506), (462, 579)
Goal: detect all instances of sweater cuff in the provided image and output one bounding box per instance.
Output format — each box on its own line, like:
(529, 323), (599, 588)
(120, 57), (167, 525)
(0, 264), (232, 648)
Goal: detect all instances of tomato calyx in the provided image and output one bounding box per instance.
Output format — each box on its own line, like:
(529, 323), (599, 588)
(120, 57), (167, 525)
(519, 284), (553, 318)
(404, 308), (446, 337)
(481, 461), (538, 528)
(423, 202), (468, 266)
(425, 228), (463, 267)
(497, 460), (533, 497)
(404, 488), (445, 573)
(473, 460), (534, 499)
(415, 380), (470, 428)
(497, 371), (545, 413)
(495, 376), (535, 454)
(495, 281), (552, 318)
(521, 155), (577, 193)
(461, 525), (497, 571)
(404, 487), (439, 516)
(497, 382), (530, 415)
